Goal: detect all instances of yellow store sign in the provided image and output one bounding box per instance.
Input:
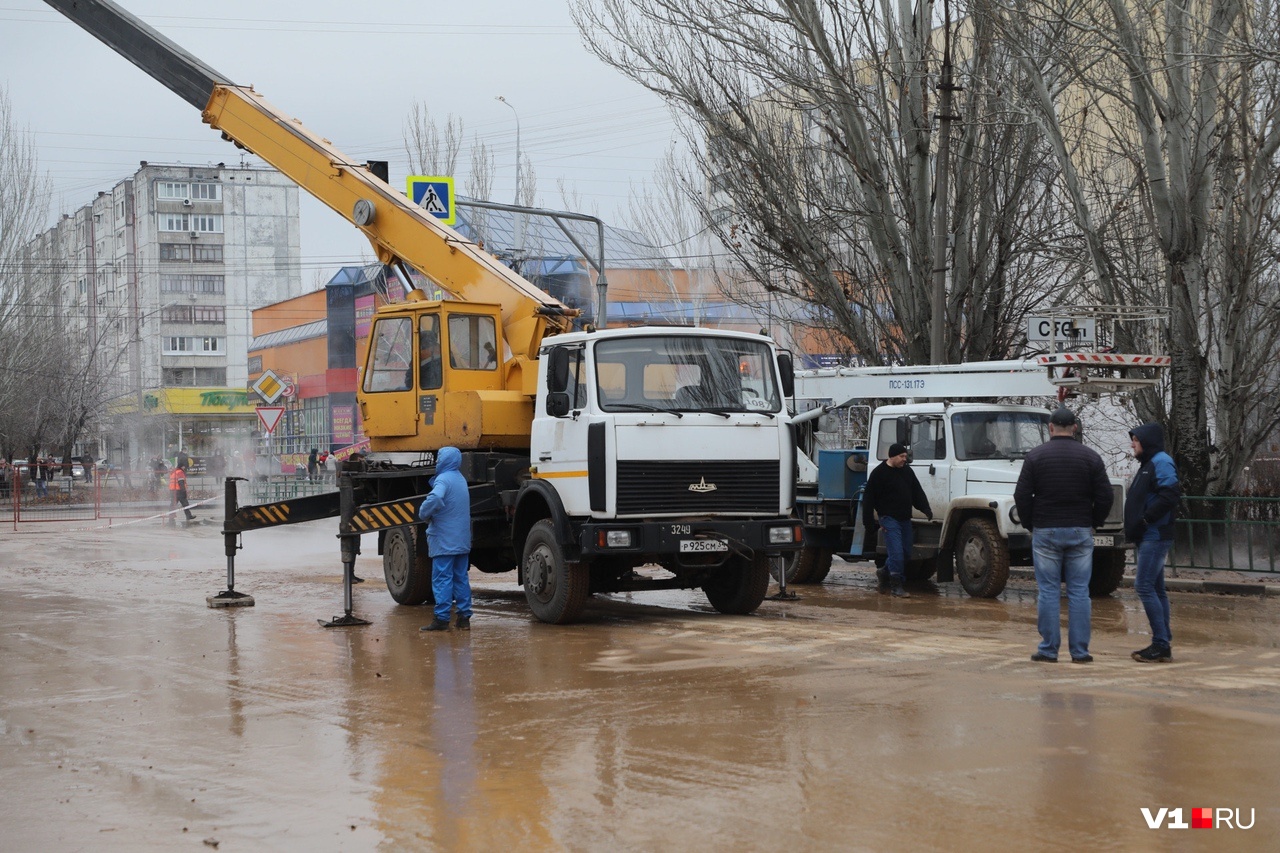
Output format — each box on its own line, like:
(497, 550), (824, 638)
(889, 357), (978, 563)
(112, 388), (257, 416)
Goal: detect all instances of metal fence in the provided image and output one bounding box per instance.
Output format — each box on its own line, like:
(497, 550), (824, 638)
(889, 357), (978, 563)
(244, 474), (337, 504)
(3, 466), (342, 530)
(1170, 496), (1280, 575)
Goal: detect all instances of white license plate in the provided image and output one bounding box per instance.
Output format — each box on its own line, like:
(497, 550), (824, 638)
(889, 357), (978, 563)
(680, 539), (729, 553)
(1093, 536), (1113, 547)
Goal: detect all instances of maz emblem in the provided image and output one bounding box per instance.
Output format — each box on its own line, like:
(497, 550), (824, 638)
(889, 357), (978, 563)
(688, 477), (718, 493)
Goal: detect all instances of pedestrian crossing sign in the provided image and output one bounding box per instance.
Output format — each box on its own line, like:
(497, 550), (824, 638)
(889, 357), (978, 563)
(406, 176), (456, 225)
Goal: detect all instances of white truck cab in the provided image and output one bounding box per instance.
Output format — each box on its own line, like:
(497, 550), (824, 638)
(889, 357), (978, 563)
(512, 326), (803, 622)
(856, 402), (1127, 596)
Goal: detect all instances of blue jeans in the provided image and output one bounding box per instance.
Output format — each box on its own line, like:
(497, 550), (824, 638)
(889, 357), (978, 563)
(1133, 533), (1173, 649)
(1032, 527), (1094, 660)
(432, 552), (473, 622)
(880, 516), (913, 583)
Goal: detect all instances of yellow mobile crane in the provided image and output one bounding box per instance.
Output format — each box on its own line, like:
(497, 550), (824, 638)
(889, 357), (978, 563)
(48, 0), (804, 625)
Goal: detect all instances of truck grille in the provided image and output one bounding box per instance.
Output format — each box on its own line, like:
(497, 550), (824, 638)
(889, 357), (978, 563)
(1105, 484), (1124, 527)
(615, 460), (779, 515)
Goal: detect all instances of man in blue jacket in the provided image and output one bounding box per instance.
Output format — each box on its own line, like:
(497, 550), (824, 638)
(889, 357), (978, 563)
(1125, 423), (1181, 662)
(418, 446), (474, 632)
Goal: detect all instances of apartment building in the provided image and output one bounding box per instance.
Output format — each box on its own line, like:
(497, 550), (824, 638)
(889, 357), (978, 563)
(23, 161), (303, 467)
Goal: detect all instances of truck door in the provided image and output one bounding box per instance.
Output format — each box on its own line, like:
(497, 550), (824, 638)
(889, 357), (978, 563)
(531, 344), (593, 515)
(887, 415), (950, 552)
(360, 316), (419, 436)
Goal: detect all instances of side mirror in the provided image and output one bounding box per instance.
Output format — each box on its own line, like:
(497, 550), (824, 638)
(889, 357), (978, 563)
(547, 347), (570, 393)
(546, 392), (571, 418)
(777, 352), (795, 398)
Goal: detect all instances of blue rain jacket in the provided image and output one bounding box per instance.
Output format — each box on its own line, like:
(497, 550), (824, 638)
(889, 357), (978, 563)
(1124, 423), (1181, 542)
(417, 446), (471, 556)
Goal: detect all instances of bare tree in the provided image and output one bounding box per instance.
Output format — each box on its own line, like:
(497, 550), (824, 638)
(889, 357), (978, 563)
(575, 0), (1071, 366)
(403, 103), (465, 176)
(0, 84), (52, 458)
(620, 148), (721, 326)
(990, 0), (1280, 494)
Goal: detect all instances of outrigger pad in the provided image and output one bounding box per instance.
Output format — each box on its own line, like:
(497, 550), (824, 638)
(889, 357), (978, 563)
(207, 590), (255, 608)
(318, 614), (371, 628)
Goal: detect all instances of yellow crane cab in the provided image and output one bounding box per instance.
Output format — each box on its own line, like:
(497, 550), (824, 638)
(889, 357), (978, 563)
(359, 296), (531, 453)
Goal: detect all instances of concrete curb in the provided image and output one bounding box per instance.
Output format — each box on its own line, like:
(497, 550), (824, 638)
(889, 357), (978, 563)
(1008, 566), (1278, 597)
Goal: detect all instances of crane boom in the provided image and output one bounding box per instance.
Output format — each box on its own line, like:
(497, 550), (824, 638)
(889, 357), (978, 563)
(795, 359), (1062, 406)
(44, 0), (575, 361)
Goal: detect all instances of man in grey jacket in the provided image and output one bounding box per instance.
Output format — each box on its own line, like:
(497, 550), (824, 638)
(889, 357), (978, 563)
(1013, 407), (1113, 663)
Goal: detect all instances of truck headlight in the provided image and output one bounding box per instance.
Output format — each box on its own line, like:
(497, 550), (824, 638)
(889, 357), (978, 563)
(768, 526), (798, 545)
(599, 529), (633, 548)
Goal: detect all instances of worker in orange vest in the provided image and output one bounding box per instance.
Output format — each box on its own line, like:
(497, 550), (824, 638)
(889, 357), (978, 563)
(169, 461), (195, 525)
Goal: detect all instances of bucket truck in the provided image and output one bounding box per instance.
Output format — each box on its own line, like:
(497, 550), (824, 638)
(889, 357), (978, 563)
(790, 350), (1169, 598)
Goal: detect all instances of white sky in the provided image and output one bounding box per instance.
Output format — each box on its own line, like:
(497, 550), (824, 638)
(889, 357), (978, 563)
(1, 0), (679, 285)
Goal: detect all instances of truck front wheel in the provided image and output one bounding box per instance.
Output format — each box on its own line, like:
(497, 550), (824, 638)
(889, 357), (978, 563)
(522, 519), (588, 624)
(703, 553), (771, 614)
(1090, 549), (1127, 597)
(383, 526), (434, 606)
(954, 518), (1010, 598)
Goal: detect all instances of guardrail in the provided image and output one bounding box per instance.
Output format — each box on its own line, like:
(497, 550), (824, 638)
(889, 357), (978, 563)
(245, 475), (338, 503)
(1171, 496), (1280, 575)
(4, 467), (346, 529)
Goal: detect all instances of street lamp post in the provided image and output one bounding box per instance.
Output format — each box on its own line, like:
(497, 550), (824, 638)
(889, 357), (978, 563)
(495, 95), (522, 206)
(495, 95), (526, 268)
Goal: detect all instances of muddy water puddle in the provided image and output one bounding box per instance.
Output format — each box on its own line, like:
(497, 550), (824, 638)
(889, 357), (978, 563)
(2, 522), (1277, 849)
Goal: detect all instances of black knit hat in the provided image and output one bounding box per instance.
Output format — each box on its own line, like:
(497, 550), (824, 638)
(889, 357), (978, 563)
(888, 442), (908, 457)
(1050, 407), (1078, 426)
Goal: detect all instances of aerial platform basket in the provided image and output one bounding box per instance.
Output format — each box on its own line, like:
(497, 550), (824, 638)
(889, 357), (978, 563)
(1032, 304), (1169, 396)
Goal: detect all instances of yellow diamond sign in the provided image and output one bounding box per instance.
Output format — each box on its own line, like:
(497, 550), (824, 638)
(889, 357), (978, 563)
(252, 369), (285, 404)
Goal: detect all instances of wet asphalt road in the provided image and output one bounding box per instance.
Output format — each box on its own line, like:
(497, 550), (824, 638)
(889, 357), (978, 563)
(2, 520), (1278, 851)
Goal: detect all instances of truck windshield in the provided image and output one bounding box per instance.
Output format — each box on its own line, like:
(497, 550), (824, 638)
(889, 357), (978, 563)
(953, 411), (1050, 460)
(594, 336), (782, 414)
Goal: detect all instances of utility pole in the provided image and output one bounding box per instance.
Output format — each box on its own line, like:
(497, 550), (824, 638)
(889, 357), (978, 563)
(929, 0), (959, 364)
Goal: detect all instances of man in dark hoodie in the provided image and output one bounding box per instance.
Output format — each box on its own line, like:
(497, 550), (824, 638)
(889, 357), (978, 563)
(863, 442), (933, 597)
(1125, 423), (1181, 662)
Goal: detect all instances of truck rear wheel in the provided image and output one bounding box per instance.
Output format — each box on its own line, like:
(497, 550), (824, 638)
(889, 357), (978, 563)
(703, 553), (771, 614)
(383, 526), (434, 605)
(955, 517), (1010, 598)
(775, 546), (833, 585)
(522, 519), (588, 624)
(1090, 549), (1127, 597)
(800, 547), (834, 584)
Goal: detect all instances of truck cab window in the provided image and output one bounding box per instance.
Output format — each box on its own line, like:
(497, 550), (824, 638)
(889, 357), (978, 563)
(595, 335), (782, 413)
(876, 416), (945, 460)
(448, 314), (498, 370)
(362, 317), (413, 393)
(953, 411), (1050, 460)
(418, 315), (442, 390)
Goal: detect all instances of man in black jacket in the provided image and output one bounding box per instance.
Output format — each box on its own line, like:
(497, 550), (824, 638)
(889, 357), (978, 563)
(1013, 407), (1113, 663)
(863, 443), (933, 597)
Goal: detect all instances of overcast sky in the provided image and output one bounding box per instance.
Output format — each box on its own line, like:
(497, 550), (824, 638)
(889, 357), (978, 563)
(2, 0), (678, 285)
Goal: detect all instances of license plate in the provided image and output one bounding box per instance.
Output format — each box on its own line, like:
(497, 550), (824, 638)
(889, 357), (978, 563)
(680, 539), (729, 553)
(1093, 536), (1113, 547)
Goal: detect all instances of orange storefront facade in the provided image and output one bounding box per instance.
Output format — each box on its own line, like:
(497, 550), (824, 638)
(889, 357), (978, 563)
(247, 266), (401, 470)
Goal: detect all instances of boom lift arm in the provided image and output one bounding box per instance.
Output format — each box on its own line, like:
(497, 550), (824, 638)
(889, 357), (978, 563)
(44, 0), (576, 368)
